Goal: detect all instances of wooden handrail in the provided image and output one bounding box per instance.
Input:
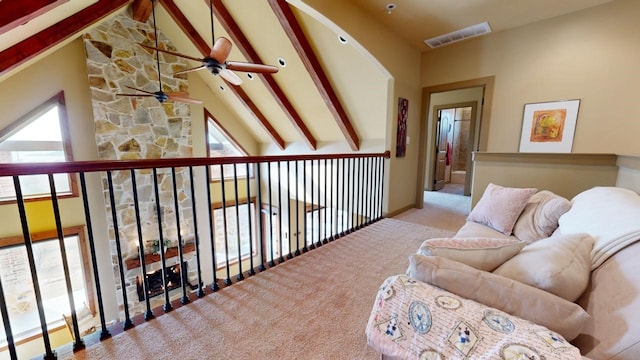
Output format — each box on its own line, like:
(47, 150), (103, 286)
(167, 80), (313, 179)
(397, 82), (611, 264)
(0, 151), (390, 176)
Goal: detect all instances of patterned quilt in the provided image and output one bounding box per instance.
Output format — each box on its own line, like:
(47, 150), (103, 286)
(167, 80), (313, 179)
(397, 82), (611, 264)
(366, 275), (582, 359)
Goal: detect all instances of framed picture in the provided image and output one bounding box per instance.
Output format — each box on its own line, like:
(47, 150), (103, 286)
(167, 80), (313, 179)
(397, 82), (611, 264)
(519, 99), (580, 153)
(396, 97), (408, 157)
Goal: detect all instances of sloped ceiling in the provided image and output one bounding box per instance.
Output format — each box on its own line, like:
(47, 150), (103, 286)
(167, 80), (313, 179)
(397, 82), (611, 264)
(0, 0), (615, 153)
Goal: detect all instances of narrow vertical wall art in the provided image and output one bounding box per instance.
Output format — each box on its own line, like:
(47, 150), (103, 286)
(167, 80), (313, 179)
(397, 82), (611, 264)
(396, 97), (408, 157)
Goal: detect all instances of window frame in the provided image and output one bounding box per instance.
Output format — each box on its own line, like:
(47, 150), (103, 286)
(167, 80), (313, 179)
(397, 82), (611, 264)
(204, 109), (252, 183)
(211, 197), (259, 270)
(0, 225), (95, 343)
(0, 92), (78, 204)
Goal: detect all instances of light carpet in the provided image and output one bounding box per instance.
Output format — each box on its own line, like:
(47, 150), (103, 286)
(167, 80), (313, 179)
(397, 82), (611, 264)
(393, 189), (471, 232)
(59, 219), (453, 360)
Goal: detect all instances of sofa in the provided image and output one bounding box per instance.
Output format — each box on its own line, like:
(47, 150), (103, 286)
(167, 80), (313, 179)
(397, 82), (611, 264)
(366, 184), (640, 359)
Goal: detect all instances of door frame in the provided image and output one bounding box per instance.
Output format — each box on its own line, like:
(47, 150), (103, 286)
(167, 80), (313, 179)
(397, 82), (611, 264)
(415, 76), (495, 208)
(431, 101), (478, 195)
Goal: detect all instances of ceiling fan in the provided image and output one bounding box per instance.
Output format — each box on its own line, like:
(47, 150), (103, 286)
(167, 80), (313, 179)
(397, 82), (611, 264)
(117, 0), (201, 104)
(139, 0), (278, 86)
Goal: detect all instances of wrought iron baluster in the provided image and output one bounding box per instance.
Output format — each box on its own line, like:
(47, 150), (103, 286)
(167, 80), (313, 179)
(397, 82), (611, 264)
(171, 167), (190, 303)
(379, 156), (386, 219)
(266, 162), (276, 266)
(302, 160), (308, 253)
(188, 166), (205, 297)
(246, 163), (256, 275)
(13, 176), (55, 359)
(331, 158), (336, 241)
(256, 162), (266, 272)
(346, 158), (352, 233)
(152, 168), (172, 312)
(131, 169), (154, 320)
(219, 165), (232, 285)
(309, 160), (315, 250)
(79, 172), (111, 339)
(315, 159), (322, 247)
(323, 158), (328, 244)
(294, 160), (301, 256)
(367, 157), (374, 224)
(48, 174), (85, 351)
(340, 158), (346, 237)
(277, 161), (285, 263)
(286, 160), (294, 259)
(205, 165), (219, 291)
(106, 171), (134, 330)
(232, 164), (244, 281)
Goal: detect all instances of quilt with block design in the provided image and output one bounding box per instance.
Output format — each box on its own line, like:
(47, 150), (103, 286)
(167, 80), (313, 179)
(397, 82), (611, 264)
(366, 275), (582, 359)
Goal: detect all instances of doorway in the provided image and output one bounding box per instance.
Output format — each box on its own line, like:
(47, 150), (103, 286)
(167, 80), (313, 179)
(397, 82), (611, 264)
(415, 76), (495, 208)
(432, 102), (477, 194)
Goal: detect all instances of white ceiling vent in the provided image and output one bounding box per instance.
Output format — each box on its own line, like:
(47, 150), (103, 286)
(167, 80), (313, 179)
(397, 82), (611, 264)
(424, 21), (492, 48)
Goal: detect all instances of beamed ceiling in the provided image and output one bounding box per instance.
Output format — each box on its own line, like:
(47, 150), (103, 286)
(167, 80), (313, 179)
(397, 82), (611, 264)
(0, 0), (615, 152)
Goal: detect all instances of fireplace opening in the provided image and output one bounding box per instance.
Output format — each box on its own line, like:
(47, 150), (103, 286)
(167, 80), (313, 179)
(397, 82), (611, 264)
(136, 262), (186, 301)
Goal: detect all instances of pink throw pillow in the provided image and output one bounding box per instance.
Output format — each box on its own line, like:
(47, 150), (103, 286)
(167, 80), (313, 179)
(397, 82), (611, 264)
(467, 183), (537, 235)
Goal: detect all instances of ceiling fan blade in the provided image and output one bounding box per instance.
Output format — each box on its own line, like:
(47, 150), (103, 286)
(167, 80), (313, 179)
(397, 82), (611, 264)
(117, 93), (154, 97)
(124, 86), (156, 95)
(166, 92), (203, 104)
(174, 65), (206, 76)
(139, 43), (204, 63)
(226, 61), (279, 74)
(210, 37), (232, 63)
(218, 68), (243, 86)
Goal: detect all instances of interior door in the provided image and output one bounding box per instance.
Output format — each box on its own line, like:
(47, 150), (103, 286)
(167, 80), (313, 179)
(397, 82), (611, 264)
(433, 108), (453, 190)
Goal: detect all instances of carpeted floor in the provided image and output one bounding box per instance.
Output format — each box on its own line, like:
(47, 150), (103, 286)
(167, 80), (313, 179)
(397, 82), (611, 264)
(393, 185), (471, 232)
(57, 219), (454, 360)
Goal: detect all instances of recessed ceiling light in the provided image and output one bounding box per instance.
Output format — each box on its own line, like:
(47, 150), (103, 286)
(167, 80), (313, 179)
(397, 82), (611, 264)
(338, 35), (348, 44)
(385, 3), (397, 14)
(277, 57), (287, 67)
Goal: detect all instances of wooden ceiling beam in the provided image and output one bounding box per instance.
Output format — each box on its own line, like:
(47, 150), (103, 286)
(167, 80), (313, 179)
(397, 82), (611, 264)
(0, 0), (132, 77)
(158, 0), (285, 150)
(0, 0), (68, 35)
(209, 0), (317, 150)
(131, 0), (153, 23)
(268, 0), (360, 151)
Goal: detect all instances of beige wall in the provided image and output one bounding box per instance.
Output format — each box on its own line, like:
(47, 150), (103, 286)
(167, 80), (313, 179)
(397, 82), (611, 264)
(421, 0), (640, 156)
(471, 153), (619, 206)
(294, 0), (423, 215)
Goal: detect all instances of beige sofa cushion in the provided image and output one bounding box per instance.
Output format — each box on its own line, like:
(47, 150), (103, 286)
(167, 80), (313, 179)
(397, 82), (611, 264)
(467, 183), (537, 235)
(418, 237), (525, 272)
(573, 241), (640, 359)
(407, 254), (590, 341)
(455, 220), (515, 240)
(493, 233), (594, 302)
(513, 190), (572, 243)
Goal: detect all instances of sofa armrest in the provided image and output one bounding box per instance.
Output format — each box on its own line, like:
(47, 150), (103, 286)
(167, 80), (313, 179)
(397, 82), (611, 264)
(366, 275), (582, 359)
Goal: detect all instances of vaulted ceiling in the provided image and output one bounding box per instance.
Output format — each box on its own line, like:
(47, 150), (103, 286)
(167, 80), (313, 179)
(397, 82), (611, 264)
(0, 0), (615, 152)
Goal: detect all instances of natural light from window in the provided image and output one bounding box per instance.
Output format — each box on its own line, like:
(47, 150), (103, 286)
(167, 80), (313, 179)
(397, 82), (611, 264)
(206, 116), (250, 180)
(0, 99), (72, 201)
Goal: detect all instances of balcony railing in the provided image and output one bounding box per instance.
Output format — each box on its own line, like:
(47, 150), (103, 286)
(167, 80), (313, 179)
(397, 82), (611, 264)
(0, 151), (389, 360)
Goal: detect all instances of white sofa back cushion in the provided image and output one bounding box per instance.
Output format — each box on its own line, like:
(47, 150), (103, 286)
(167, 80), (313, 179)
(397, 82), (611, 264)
(556, 187), (640, 270)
